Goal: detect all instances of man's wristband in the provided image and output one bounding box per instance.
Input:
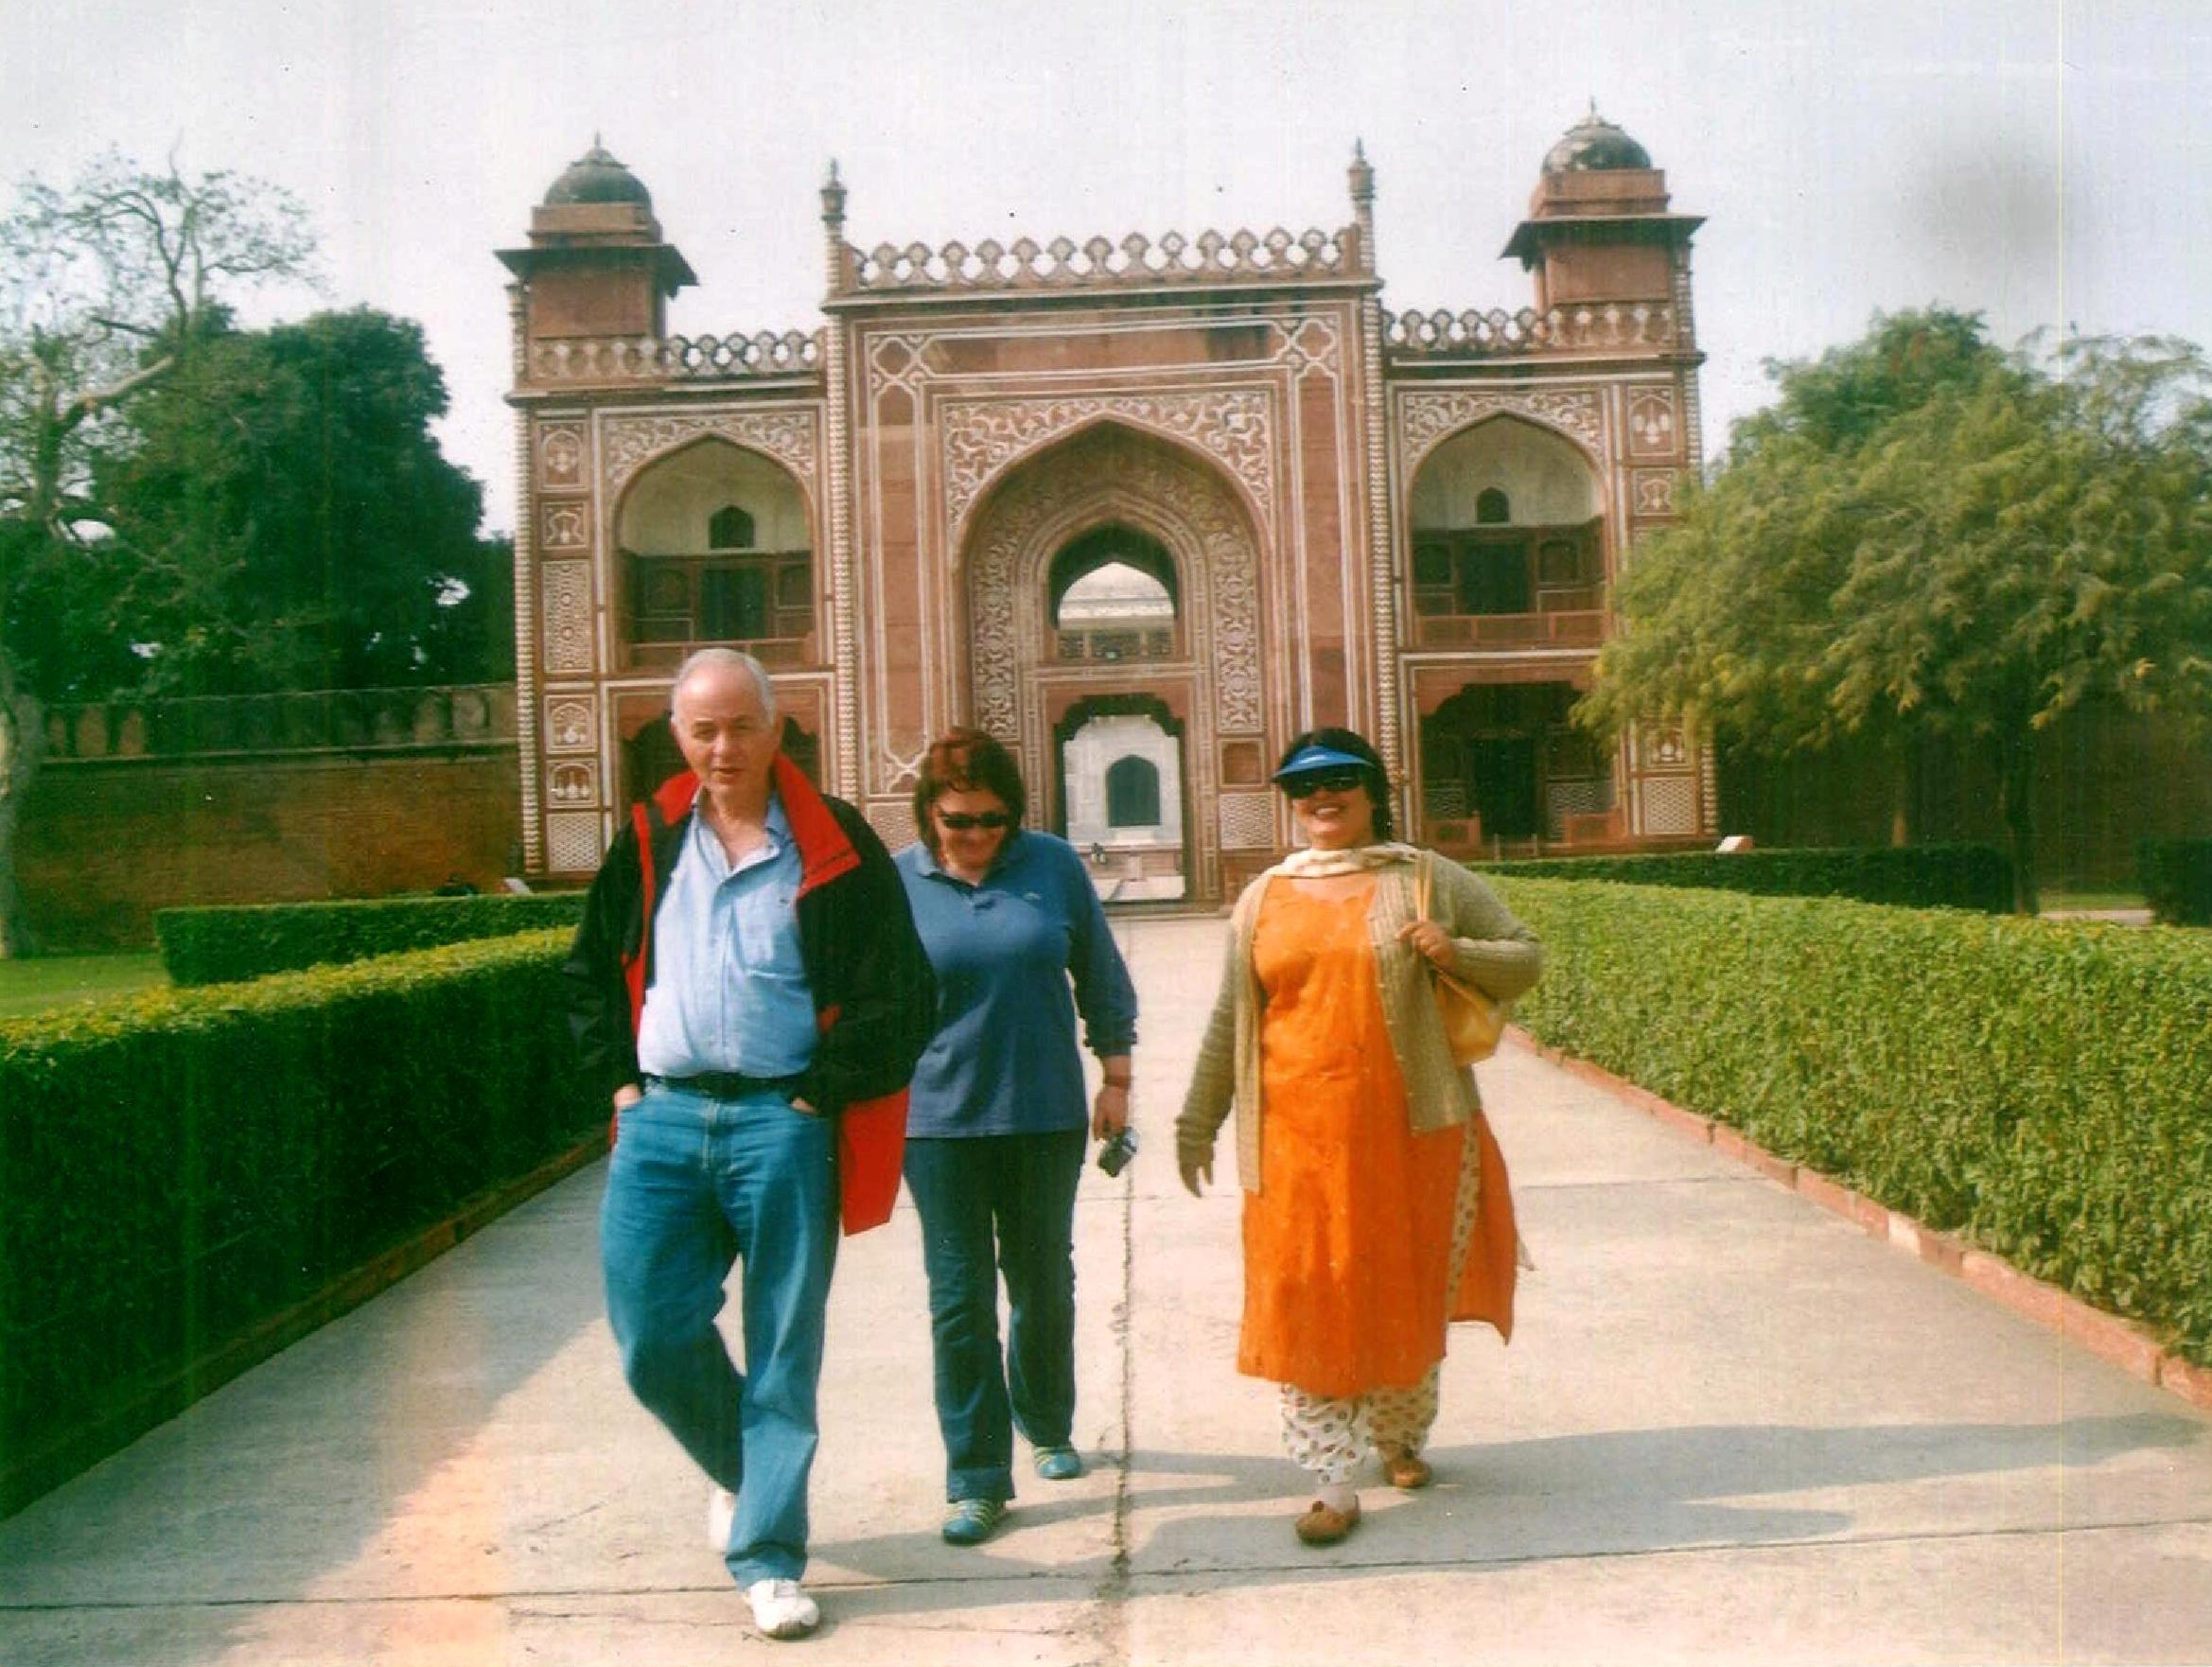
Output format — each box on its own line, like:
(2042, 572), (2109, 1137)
(1102, 1074), (1132, 1090)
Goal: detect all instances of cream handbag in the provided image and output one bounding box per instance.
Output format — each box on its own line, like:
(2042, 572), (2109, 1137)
(1413, 853), (1506, 1066)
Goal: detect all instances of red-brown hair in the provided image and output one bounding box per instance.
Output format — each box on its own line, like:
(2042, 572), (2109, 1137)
(911, 727), (1027, 855)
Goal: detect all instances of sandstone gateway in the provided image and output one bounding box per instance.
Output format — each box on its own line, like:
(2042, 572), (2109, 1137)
(500, 112), (1712, 904)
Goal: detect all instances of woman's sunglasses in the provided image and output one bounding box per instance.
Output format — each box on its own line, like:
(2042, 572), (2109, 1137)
(936, 810), (1015, 830)
(1280, 767), (1369, 799)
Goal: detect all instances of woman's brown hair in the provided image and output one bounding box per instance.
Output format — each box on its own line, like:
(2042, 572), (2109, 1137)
(911, 727), (1028, 855)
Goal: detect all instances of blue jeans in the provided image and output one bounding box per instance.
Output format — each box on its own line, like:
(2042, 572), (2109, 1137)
(600, 1084), (837, 1585)
(903, 1130), (1086, 1503)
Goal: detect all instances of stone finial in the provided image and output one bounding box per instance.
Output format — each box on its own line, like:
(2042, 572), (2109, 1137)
(819, 159), (847, 228)
(1348, 138), (1375, 207)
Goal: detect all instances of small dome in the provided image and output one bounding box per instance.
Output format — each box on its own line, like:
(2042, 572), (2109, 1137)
(1541, 107), (1653, 174)
(543, 138), (653, 208)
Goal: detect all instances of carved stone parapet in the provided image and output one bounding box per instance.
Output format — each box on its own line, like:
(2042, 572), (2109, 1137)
(1383, 301), (1677, 359)
(849, 225), (1362, 293)
(528, 329), (824, 385)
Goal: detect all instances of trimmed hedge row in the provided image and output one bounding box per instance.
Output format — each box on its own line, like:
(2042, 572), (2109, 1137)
(156, 892), (587, 985)
(2138, 839), (2212, 927)
(1477, 844), (2012, 914)
(0, 929), (601, 1504)
(1489, 876), (2212, 1365)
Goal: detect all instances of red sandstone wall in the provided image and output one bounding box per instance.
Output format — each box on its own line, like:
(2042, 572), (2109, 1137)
(20, 750), (523, 950)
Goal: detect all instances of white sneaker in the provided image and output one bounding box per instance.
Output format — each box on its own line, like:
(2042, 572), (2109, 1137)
(707, 1484), (735, 1552)
(746, 1577), (819, 1641)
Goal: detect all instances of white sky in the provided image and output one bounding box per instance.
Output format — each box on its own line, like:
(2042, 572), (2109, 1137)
(9, 0), (2208, 536)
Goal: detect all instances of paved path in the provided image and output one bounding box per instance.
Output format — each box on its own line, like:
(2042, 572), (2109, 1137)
(4, 915), (2210, 1664)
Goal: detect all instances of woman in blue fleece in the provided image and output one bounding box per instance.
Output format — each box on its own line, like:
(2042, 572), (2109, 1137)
(894, 727), (1138, 1547)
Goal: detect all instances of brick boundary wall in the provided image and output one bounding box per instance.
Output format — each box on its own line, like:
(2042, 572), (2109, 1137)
(1504, 1027), (2212, 1415)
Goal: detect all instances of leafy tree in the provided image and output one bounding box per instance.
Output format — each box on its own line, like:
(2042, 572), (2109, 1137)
(1582, 310), (2212, 912)
(0, 151), (316, 954)
(80, 307), (505, 695)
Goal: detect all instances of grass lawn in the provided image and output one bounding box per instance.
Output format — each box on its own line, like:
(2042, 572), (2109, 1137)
(0, 952), (167, 1019)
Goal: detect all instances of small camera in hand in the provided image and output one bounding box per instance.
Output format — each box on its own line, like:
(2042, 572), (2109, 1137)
(1097, 1128), (1138, 1177)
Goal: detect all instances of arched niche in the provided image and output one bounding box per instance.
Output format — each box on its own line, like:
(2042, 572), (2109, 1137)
(1048, 524), (1181, 663)
(614, 439), (816, 672)
(1408, 416), (1605, 624)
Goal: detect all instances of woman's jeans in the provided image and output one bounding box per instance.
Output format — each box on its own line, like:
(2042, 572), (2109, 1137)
(903, 1130), (1087, 1503)
(600, 1083), (837, 1585)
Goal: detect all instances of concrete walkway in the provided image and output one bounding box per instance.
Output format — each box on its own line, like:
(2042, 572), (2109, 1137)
(4, 915), (2210, 1665)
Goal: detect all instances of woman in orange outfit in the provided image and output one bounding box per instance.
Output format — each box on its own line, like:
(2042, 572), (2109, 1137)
(1176, 728), (1544, 1545)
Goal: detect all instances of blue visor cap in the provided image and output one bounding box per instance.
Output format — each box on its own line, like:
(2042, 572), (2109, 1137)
(1272, 744), (1376, 784)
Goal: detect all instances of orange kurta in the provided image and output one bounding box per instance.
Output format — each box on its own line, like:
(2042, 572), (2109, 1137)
(1238, 878), (1477, 1399)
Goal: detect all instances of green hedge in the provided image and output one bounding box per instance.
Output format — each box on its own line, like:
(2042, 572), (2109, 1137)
(0, 929), (601, 1506)
(1477, 845), (2012, 913)
(1491, 876), (2212, 1365)
(2138, 840), (2212, 926)
(156, 892), (587, 985)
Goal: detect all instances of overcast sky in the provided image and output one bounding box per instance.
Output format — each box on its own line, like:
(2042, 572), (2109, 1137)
(9, 0), (2209, 536)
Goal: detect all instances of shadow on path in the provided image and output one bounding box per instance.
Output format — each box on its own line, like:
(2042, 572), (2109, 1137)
(813, 1411), (2205, 1619)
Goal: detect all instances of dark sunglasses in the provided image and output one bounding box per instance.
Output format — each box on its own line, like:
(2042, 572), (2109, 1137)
(1281, 767), (1368, 799)
(937, 810), (1014, 830)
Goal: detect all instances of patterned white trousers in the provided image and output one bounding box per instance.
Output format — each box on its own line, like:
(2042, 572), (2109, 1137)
(1280, 1365), (1442, 1485)
(1276, 1114), (1487, 1486)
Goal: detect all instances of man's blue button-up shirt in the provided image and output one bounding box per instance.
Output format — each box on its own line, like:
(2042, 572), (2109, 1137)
(636, 791), (817, 1079)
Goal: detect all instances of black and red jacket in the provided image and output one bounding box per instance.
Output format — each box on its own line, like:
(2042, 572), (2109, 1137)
(562, 754), (938, 1231)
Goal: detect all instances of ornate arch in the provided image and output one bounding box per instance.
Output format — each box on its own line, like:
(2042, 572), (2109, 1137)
(599, 410), (821, 502)
(1396, 388), (1606, 481)
(942, 391), (1277, 547)
(963, 426), (1261, 743)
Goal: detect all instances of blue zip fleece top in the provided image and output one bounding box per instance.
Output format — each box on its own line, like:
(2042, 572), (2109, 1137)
(895, 830), (1138, 1138)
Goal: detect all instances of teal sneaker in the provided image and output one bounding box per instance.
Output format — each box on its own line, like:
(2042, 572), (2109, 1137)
(1034, 1445), (1084, 1481)
(941, 1498), (1007, 1545)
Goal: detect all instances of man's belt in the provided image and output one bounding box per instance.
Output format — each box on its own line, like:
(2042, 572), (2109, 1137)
(641, 1071), (805, 1101)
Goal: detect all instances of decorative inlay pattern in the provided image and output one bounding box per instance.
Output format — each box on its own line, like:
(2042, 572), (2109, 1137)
(542, 501), (587, 549)
(1631, 467), (1677, 516)
(1217, 792), (1277, 850)
(864, 800), (919, 851)
(1398, 388), (1604, 470)
(1276, 317), (1342, 375)
(539, 425), (584, 488)
(942, 391), (1274, 536)
(602, 411), (818, 494)
(545, 811), (603, 872)
(1647, 726), (1689, 768)
(1627, 387), (1678, 457)
(545, 696), (595, 753)
(548, 760), (597, 806)
(542, 562), (593, 676)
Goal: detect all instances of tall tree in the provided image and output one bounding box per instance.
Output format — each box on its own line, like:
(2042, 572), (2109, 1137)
(82, 307), (503, 695)
(0, 151), (316, 953)
(1582, 311), (2212, 912)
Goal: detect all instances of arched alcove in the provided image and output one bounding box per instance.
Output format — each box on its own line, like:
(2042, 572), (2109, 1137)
(615, 439), (814, 671)
(1408, 417), (1604, 630)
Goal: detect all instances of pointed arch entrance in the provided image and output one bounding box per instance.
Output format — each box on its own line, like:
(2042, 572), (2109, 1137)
(959, 424), (1268, 904)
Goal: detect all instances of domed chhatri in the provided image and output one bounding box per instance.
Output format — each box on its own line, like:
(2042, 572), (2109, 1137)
(543, 136), (654, 209)
(1541, 105), (1654, 175)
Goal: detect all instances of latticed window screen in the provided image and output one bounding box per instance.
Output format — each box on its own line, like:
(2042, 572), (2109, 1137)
(1106, 755), (1162, 828)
